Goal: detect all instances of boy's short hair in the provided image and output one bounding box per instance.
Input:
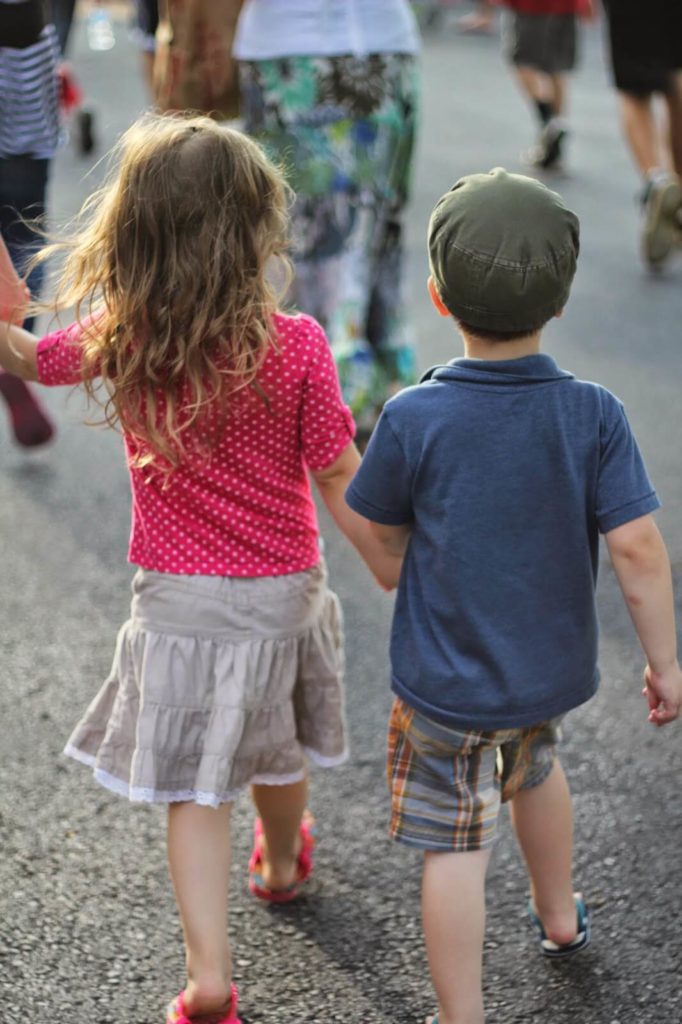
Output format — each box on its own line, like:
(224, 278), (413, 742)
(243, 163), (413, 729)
(428, 168), (580, 334)
(453, 318), (548, 343)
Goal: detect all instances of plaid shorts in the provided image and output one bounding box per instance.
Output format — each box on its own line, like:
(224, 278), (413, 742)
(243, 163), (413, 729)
(387, 697), (561, 852)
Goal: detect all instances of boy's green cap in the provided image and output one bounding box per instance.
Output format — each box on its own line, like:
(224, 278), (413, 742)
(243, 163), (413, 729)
(428, 168), (580, 332)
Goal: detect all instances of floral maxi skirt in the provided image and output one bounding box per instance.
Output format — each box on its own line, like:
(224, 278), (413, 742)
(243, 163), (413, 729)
(240, 53), (420, 434)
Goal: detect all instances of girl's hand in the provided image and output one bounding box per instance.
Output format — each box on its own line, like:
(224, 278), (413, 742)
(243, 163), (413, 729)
(0, 280), (30, 326)
(0, 237), (29, 326)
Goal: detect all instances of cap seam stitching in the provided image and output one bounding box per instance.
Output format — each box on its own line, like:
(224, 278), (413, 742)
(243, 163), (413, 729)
(437, 242), (576, 271)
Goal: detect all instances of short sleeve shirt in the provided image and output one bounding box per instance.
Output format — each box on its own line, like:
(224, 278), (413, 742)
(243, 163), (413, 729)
(346, 354), (659, 730)
(37, 312), (355, 576)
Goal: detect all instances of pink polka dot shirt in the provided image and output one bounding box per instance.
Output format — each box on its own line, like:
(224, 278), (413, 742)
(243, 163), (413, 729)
(37, 312), (356, 576)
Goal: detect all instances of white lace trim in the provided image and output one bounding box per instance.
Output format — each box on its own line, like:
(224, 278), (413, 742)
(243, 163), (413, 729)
(63, 744), (347, 805)
(303, 745), (349, 768)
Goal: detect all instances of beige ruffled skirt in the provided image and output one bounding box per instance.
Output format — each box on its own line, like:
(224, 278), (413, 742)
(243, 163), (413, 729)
(65, 563), (347, 806)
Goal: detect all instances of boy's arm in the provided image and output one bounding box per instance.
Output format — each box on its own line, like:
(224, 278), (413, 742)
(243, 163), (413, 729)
(311, 443), (406, 590)
(605, 514), (682, 726)
(0, 321), (39, 380)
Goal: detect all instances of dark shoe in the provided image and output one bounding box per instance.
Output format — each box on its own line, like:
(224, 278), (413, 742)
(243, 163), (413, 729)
(640, 174), (682, 268)
(76, 108), (95, 156)
(528, 893), (591, 959)
(524, 121), (567, 171)
(0, 373), (55, 447)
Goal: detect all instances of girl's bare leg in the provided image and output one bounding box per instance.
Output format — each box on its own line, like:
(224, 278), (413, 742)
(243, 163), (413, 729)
(167, 802), (233, 1016)
(251, 777), (308, 890)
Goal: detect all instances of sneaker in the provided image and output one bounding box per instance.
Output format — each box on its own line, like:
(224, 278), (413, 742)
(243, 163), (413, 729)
(524, 122), (561, 172)
(640, 173), (682, 267)
(523, 121), (567, 171)
(76, 108), (95, 156)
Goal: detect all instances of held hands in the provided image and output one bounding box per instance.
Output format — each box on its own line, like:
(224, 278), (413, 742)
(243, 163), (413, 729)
(0, 236), (29, 326)
(643, 662), (682, 726)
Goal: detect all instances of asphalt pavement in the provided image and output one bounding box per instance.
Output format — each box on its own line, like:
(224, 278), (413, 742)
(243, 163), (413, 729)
(1, 8), (681, 1024)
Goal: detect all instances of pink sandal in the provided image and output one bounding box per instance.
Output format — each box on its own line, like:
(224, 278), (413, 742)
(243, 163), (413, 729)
(248, 813), (315, 903)
(166, 983), (242, 1024)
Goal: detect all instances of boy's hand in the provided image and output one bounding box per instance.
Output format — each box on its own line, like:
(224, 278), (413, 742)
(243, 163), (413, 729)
(643, 662), (682, 726)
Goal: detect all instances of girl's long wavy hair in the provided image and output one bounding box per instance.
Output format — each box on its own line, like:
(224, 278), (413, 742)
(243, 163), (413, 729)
(39, 112), (292, 468)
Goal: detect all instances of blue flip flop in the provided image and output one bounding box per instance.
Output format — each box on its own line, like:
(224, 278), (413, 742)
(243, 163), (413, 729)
(528, 894), (591, 959)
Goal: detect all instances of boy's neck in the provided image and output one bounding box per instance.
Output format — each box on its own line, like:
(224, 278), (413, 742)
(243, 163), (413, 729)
(459, 330), (542, 362)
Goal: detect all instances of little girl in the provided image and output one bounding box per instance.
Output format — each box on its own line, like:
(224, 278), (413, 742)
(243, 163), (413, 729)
(0, 113), (401, 1024)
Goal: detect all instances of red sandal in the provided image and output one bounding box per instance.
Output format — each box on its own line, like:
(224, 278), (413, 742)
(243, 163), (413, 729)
(248, 812), (315, 903)
(166, 983), (241, 1024)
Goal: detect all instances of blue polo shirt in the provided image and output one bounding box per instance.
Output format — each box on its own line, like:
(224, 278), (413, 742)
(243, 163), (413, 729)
(346, 354), (660, 730)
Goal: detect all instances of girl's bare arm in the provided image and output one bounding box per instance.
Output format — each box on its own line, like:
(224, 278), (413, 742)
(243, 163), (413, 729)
(312, 443), (408, 590)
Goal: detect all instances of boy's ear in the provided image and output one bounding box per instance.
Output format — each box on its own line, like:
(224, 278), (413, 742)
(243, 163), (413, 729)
(554, 307), (564, 319)
(428, 276), (451, 318)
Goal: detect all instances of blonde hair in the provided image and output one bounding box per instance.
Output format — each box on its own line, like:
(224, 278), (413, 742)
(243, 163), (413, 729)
(39, 112), (292, 468)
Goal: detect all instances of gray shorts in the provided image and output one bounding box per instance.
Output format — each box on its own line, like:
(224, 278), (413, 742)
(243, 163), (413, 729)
(506, 12), (577, 75)
(65, 563), (348, 805)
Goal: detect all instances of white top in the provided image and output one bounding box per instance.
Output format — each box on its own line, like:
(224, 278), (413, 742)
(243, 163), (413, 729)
(233, 0), (420, 60)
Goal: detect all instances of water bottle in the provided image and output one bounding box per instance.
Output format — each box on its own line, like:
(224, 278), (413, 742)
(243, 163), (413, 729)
(87, 5), (115, 52)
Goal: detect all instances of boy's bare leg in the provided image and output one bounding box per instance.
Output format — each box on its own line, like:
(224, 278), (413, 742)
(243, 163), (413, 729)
(422, 848), (490, 1024)
(167, 802), (233, 1016)
(251, 777), (308, 890)
(510, 758), (578, 945)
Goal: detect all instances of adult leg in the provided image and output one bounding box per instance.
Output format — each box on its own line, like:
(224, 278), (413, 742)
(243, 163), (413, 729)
(0, 157), (55, 446)
(510, 758), (578, 945)
(422, 849), (490, 1024)
(50, 0), (77, 55)
(619, 91), (662, 175)
(167, 801), (234, 1017)
(458, 1), (495, 35)
(251, 777), (308, 890)
(616, 89), (682, 264)
(664, 72), (682, 177)
(549, 72), (566, 118)
(515, 65), (554, 122)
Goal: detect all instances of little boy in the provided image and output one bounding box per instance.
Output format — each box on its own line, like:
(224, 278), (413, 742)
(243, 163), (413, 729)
(345, 168), (682, 1024)
(501, 0), (594, 169)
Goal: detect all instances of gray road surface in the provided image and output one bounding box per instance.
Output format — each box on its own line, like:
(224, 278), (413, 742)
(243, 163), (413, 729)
(1, 9), (681, 1024)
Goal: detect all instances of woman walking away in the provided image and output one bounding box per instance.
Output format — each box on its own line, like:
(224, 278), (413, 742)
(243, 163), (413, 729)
(0, 113), (400, 1024)
(0, 0), (58, 445)
(235, 0), (421, 442)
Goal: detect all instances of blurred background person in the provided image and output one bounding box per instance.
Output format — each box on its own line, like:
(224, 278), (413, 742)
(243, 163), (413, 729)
(132, 0), (158, 92)
(0, 0), (59, 445)
(459, 0), (497, 35)
(235, 0), (421, 442)
(153, 0), (241, 121)
(500, 0), (594, 170)
(601, 0), (682, 269)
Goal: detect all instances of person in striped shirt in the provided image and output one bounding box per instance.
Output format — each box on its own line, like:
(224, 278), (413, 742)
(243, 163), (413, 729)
(0, 0), (60, 445)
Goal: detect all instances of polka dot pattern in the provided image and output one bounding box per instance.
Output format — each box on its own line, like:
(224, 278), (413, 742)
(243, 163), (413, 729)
(37, 312), (356, 576)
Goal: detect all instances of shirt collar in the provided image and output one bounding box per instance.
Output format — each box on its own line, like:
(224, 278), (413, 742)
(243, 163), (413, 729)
(420, 353), (574, 387)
